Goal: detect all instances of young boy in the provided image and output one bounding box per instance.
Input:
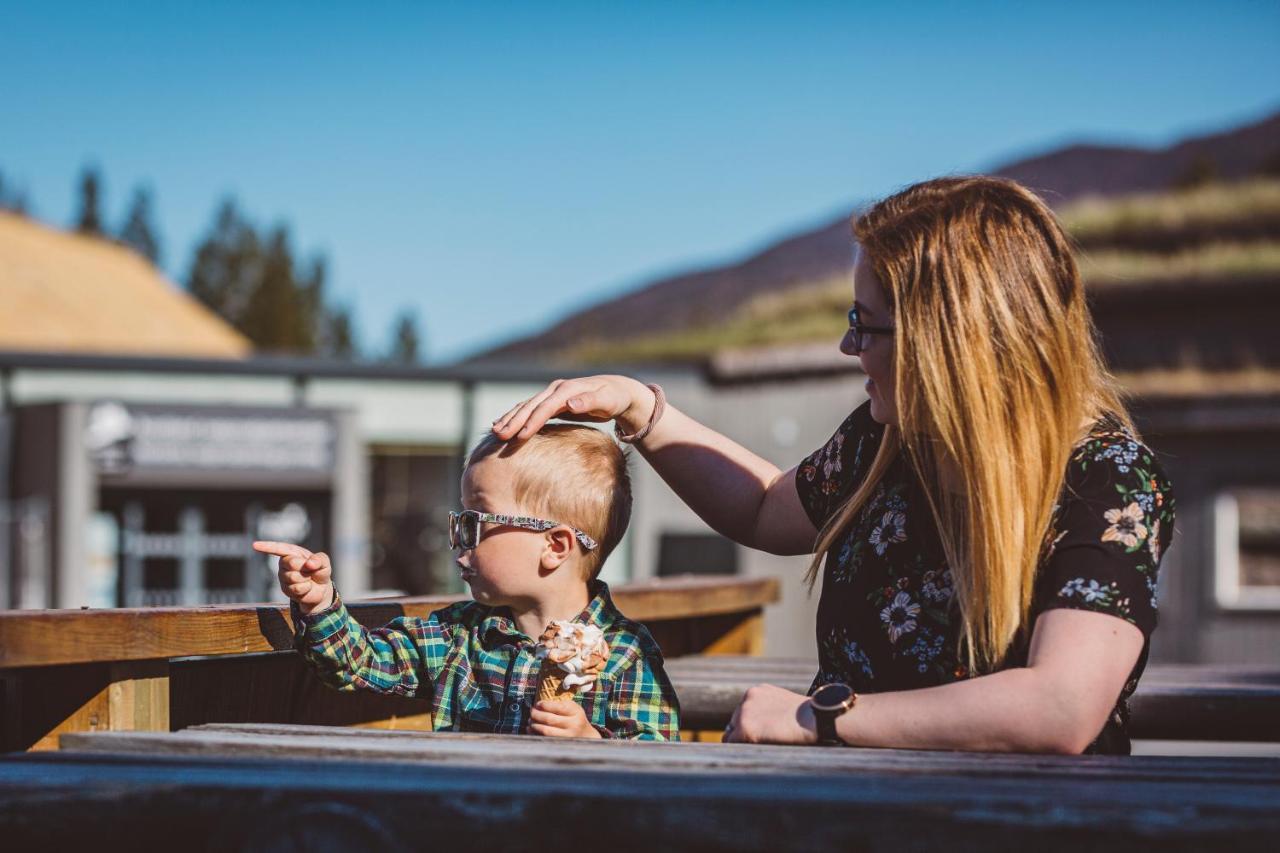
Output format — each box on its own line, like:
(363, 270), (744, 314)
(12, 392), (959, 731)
(254, 424), (680, 740)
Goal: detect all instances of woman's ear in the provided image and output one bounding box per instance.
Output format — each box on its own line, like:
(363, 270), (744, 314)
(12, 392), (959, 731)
(540, 526), (575, 571)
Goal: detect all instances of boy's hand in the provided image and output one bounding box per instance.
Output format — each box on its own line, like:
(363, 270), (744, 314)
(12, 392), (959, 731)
(253, 541), (334, 615)
(529, 699), (602, 739)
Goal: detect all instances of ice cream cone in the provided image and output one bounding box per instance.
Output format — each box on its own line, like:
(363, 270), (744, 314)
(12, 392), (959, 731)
(536, 659), (577, 702)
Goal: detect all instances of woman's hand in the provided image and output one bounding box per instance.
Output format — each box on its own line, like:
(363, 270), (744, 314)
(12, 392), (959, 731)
(492, 375), (655, 441)
(529, 699), (603, 738)
(723, 684), (818, 745)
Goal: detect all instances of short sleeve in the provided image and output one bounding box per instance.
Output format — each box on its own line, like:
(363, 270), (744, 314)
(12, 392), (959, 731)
(1034, 433), (1176, 637)
(794, 401), (885, 530)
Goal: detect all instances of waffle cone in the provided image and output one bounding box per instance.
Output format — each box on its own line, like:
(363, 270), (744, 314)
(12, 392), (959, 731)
(536, 660), (577, 702)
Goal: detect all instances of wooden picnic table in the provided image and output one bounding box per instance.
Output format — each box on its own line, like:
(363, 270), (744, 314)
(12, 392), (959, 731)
(666, 656), (1280, 742)
(0, 575), (779, 752)
(2, 723), (1278, 850)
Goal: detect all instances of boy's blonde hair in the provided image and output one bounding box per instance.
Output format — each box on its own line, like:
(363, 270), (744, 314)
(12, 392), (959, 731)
(467, 424), (632, 580)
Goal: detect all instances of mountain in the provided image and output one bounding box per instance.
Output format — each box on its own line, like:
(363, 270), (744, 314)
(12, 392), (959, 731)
(469, 109), (1280, 364)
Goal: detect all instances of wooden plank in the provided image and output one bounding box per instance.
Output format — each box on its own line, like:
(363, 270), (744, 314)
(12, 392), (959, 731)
(8, 660), (170, 752)
(664, 657), (1280, 741)
(58, 724), (1280, 784)
(4, 750), (1277, 851)
(0, 575), (779, 668)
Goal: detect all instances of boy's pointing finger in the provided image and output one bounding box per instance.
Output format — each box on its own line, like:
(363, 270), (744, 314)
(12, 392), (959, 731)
(253, 541), (313, 560)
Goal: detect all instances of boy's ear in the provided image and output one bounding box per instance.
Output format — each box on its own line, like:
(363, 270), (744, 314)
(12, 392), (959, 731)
(540, 526), (576, 571)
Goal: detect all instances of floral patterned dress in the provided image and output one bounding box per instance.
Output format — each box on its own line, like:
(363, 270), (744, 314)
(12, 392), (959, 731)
(796, 401), (1176, 754)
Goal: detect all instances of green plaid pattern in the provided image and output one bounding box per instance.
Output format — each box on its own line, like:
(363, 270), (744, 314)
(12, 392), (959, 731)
(293, 580), (681, 740)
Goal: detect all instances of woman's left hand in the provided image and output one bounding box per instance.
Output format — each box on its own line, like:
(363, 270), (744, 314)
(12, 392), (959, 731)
(723, 684), (819, 745)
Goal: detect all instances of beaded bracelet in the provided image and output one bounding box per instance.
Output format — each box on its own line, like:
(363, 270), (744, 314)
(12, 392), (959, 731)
(615, 383), (666, 444)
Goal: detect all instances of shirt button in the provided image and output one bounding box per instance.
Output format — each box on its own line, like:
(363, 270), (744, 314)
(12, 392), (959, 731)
(509, 701), (521, 711)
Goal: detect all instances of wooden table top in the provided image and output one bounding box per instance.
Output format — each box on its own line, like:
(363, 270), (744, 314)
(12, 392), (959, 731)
(2, 723), (1276, 850)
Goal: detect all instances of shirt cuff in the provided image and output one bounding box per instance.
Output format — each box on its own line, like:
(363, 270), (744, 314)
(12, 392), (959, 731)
(290, 588), (347, 645)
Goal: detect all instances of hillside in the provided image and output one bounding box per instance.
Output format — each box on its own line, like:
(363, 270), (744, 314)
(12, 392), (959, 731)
(470, 110), (1280, 365)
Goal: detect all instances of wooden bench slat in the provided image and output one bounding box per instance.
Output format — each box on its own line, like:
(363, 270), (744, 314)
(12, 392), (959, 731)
(0, 576), (779, 669)
(665, 657), (1280, 742)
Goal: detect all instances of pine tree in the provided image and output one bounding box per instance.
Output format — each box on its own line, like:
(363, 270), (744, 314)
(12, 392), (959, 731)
(118, 186), (162, 265)
(389, 310), (423, 364)
(187, 199), (339, 356)
(324, 306), (358, 360)
(240, 227), (316, 352)
(188, 198), (262, 327)
(75, 166), (104, 235)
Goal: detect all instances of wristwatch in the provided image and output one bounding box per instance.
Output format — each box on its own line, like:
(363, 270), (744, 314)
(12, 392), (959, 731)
(810, 683), (857, 746)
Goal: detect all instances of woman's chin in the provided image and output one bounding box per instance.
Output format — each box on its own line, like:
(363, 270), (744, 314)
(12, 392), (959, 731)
(868, 395), (896, 426)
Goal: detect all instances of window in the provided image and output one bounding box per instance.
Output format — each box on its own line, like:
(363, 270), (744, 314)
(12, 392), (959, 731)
(656, 532), (738, 577)
(1214, 489), (1280, 610)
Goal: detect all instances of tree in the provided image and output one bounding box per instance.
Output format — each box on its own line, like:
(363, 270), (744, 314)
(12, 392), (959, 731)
(240, 226), (317, 352)
(187, 198), (263, 327)
(389, 309), (423, 364)
(323, 305), (359, 360)
(118, 186), (162, 265)
(75, 166), (104, 235)
(186, 198), (346, 357)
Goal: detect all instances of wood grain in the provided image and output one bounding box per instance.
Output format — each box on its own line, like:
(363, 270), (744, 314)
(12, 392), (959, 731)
(0, 575), (779, 668)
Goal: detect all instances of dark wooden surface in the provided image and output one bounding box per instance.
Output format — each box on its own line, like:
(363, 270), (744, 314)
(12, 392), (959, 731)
(3, 724), (1278, 851)
(666, 656), (1280, 742)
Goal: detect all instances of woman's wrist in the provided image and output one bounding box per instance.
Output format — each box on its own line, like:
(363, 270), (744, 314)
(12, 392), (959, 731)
(616, 379), (659, 437)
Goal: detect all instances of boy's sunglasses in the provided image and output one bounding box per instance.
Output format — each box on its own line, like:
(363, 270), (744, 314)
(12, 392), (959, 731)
(846, 305), (895, 354)
(448, 510), (598, 552)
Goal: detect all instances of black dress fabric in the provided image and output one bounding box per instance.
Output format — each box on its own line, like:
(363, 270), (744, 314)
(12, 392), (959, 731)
(795, 402), (1176, 754)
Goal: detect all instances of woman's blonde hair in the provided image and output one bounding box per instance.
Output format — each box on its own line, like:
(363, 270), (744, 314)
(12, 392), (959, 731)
(806, 176), (1132, 673)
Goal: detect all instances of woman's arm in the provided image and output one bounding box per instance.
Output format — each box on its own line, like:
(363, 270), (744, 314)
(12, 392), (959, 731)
(493, 375), (818, 555)
(726, 608), (1144, 754)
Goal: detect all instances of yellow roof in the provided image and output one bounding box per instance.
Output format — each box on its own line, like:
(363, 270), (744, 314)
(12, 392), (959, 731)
(0, 211), (251, 359)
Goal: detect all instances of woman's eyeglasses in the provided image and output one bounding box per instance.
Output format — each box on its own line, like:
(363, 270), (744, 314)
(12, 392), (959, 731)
(448, 510), (598, 552)
(846, 306), (895, 354)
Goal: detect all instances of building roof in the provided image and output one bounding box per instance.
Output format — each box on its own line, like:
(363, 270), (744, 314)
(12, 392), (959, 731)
(0, 211), (250, 359)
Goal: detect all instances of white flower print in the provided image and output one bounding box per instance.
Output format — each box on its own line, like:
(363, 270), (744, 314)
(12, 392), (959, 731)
(1148, 518), (1162, 564)
(880, 591), (921, 643)
(869, 510), (907, 555)
(1101, 502), (1148, 549)
(820, 432), (844, 480)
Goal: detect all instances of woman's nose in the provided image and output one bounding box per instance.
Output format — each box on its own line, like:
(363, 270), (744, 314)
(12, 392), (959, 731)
(839, 329), (861, 357)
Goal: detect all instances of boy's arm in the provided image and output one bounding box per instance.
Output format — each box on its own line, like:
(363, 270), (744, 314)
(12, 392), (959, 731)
(293, 592), (447, 697)
(600, 630), (682, 741)
(253, 540), (449, 696)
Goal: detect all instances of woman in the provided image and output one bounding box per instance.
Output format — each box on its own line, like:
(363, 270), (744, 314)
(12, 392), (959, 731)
(493, 176), (1174, 754)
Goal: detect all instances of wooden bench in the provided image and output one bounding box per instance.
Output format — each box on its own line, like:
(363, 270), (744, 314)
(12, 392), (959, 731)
(2, 723), (1277, 849)
(0, 575), (778, 752)
(666, 656), (1280, 742)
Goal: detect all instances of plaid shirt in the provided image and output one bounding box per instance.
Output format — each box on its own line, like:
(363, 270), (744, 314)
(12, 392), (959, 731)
(293, 580), (681, 740)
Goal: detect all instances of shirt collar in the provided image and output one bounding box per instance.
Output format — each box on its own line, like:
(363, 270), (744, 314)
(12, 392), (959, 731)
(479, 580), (616, 650)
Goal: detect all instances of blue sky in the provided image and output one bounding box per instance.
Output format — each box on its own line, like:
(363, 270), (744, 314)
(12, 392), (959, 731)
(3, 1), (1278, 361)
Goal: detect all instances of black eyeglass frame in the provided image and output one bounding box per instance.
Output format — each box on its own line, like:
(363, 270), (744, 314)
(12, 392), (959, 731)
(846, 305), (895, 354)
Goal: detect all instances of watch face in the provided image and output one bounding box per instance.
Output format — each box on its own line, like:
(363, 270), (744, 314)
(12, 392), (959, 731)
(811, 683), (854, 712)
